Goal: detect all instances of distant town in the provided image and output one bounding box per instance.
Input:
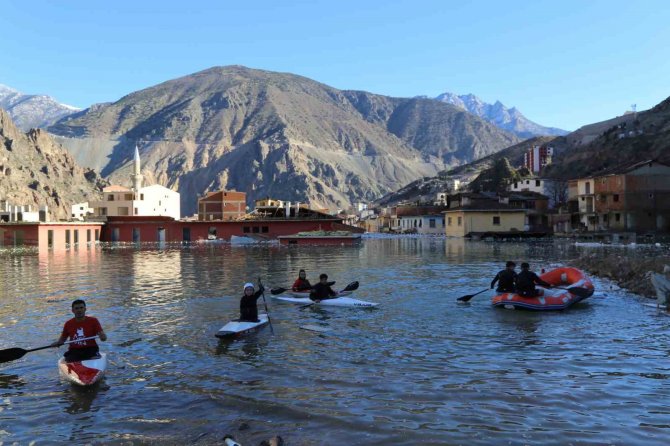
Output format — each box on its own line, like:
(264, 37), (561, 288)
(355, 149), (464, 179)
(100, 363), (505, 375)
(2, 143), (669, 250)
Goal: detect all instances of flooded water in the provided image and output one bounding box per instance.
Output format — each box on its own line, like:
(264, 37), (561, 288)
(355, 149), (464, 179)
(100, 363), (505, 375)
(1, 237), (669, 445)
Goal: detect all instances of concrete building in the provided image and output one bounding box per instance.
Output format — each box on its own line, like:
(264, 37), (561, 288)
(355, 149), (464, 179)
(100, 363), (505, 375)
(445, 204), (526, 237)
(88, 147), (181, 220)
(523, 145), (553, 174)
(592, 160), (670, 232)
(0, 200), (48, 222)
(71, 202), (94, 221)
(198, 190), (246, 221)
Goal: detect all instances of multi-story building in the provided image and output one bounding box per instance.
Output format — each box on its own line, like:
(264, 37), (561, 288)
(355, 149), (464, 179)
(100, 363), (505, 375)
(523, 145), (553, 174)
(198, 190), (246, 221)
(593, 160), (670, 232)
(88, 147), (181, 220)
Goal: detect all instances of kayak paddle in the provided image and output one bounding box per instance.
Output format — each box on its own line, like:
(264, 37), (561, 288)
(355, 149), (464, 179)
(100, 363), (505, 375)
(0, 336), (99, 364)
(457, 288), (489, 302)
(259, 277), (274, 334)
(299, 281), (360, 309)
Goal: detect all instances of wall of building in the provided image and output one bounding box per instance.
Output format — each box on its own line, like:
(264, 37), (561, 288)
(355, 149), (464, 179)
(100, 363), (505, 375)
(101, 218), (346, 243)
(0, 223), (103, 250)
(445, 211), (525, 237)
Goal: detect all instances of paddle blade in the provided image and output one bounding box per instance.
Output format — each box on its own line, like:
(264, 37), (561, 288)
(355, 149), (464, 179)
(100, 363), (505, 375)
(0, 348), (28, 364)
(270, 287), (287, 295)
(342, 281), (359, 292)
(457, 294), (475, 302)
(567, 287), (594, 298)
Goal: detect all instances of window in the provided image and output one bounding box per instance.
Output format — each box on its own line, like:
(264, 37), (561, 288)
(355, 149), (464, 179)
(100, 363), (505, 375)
(429, 219), (436, 228)
(536, 180), (541, 187)
(108, 194), (115, 201)
(243, 226), (250, 233)
(100, 207), (108, 216)
(134, 208), (138, 214)
(87, 229), (91, 243)
(448, 217), (452, 226)
(457, 216), (462, 226)
(493, 216), (501, 225)
(132, 228), (141, 243)
(74, 230), (79, 245)
(262, 226), (269, 233)
(95, 229), (99, 241)
(613, 194), (619, 202)
(513, 182), (518, 188)
(615, 213), (620, 222)
(65, 230), (71, 245)
(140, 194), (144, 200)
(252, 226), (260, 233)
(125, 194), (133, 200)
(47, 230), (54, 248)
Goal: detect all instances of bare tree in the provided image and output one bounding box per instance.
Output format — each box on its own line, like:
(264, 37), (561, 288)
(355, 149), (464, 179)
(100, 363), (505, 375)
(546, 179), (569, 208)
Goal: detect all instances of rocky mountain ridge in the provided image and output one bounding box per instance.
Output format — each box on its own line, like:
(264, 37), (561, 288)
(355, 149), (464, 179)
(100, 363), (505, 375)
(0, 109), (106, 220)
(48, 65), (520, 215)
(0, 84), (79, 131)
(435, 92), (568, 138)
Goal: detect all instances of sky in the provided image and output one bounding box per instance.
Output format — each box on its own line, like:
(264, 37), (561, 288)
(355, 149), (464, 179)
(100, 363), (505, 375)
(1, 0), (669, 131)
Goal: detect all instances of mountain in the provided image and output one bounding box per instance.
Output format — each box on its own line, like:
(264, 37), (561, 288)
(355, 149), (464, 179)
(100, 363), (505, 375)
(376, 137), (556, 206)
(544, 97), (670, 179)
(48, 66), (520, 215)
(0, 109), (106, 220)
(435, 93), (568, 138)
(0, 84), (80, 131)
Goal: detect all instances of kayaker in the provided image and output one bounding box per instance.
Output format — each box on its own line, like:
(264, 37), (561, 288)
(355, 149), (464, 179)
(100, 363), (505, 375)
(491, 261), (517, 292)
(240, 282), (264, 322)
(52, 299), (107, 362)
(309, 273), (338, 302)
(292, 269), (312, 291)
(515, 262), (552, 297)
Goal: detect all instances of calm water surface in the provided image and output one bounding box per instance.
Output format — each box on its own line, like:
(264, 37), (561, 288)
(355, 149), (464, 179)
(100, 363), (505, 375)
(1, 237), (669, 445)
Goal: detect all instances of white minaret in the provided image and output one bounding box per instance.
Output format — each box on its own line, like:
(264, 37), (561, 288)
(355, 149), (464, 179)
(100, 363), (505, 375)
(132, 145), (144, 194)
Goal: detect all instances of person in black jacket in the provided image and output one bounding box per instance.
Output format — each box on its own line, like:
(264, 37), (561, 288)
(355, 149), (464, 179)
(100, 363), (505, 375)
(309, 274), (337, 302)
(491, 261), (517, 292)
(515, 263), (552, 297)
(240, 282), (264, 322)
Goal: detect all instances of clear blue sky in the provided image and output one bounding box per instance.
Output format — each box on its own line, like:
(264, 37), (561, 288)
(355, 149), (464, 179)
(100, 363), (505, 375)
(1, 0), (669, 131)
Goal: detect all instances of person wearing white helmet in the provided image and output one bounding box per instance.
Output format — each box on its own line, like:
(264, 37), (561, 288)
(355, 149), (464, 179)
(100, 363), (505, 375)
(240, 282), (264, 322)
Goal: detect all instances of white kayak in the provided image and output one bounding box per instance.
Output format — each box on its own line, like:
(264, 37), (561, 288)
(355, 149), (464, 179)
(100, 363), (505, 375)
(272, 295), (378, 307)
(286, 290), (353, 299)
(215, 314), (270, 338)
(58, 353), (107, 386)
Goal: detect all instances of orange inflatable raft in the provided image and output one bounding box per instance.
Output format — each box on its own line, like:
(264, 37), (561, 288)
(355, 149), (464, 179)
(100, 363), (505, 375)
(492, 267), (595, 310)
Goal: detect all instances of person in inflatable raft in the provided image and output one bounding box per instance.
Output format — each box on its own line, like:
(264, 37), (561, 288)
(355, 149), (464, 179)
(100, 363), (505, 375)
(515, 262), (552, 297)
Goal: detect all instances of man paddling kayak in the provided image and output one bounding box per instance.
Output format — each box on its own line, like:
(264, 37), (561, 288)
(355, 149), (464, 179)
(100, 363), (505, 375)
(516, 262), (552, 297)
(491, 261), (517, 292)
(240, 282), (265, 322)
(292, 269), (312, 291)
(52, 299), (107, 362)
(310, 274), (338, 302)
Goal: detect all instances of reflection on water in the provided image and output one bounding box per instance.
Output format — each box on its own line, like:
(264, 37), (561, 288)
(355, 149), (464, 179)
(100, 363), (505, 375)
(62, 382), (107, 415)
(0, 239), (669, 445)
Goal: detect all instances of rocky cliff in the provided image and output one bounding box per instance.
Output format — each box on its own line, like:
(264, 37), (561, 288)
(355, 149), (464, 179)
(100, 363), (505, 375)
(0, 110), (105, 220)
(49, 66), (520, 215)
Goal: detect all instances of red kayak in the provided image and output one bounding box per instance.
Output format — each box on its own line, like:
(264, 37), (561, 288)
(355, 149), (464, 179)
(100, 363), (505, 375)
(492, 267), (594, 311)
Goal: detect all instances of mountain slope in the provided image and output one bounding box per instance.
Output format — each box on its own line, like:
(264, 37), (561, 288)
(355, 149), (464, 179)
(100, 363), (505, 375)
(376, 137), (555, 206)
(0, 84), (79, 131)
(436, 92), (568, 138)
(544, 97), (670, 179)
(0, 110), (106, 220)
(49, 66), (520, 214)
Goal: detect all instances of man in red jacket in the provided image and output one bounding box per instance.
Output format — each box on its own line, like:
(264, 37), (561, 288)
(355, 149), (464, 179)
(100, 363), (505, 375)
(53, 299), (107, 362)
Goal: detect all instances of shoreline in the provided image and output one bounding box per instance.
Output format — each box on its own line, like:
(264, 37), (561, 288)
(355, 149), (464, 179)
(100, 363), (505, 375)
(571, 252), (670, 298)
